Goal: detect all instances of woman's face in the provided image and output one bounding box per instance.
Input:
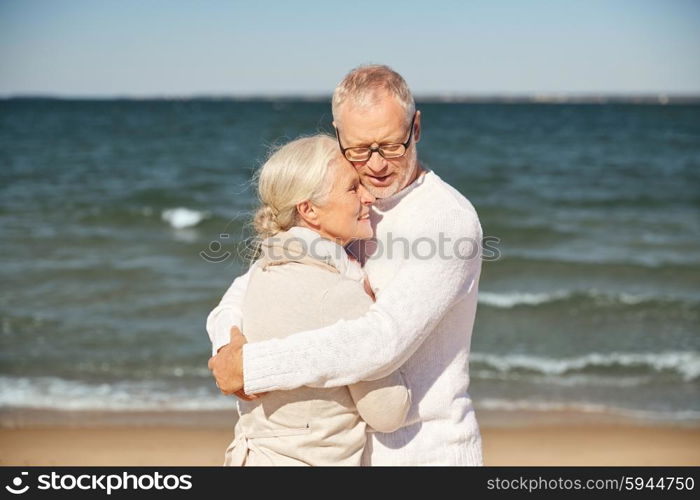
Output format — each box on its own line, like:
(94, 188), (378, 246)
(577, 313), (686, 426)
(314, 157), (376, 246)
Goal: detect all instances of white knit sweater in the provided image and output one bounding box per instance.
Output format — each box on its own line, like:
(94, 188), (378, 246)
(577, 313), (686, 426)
(207, 170), (484, 465)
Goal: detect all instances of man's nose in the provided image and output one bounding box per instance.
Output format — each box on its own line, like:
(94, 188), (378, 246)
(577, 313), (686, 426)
(358, 184), (376, 205)
(366, 149), (388, 172)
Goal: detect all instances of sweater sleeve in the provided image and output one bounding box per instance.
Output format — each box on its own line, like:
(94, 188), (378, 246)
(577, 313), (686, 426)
(348, 371), (411, 433)
(205, 264), (255, 356)
(242, 209), (483, 393)
(320, 279), (412, 434)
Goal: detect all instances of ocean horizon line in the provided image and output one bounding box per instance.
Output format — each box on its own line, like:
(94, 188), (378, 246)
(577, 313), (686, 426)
(3, 93), (700, 104)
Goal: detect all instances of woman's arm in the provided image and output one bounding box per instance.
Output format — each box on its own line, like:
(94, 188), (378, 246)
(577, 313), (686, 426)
(322, 277), (410, 433)
(348, 370), (411, 433)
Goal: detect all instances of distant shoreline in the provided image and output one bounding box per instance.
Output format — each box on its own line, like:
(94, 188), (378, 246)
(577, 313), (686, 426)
(3, 94), (700, 104)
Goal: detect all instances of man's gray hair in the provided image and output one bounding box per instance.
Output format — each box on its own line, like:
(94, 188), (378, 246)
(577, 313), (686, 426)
(332, 65), (416, 125)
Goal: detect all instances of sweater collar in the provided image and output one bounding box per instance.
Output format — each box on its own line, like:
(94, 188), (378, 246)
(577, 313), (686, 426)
(258, 226), (365, 282)
(373, 167), (433, 212)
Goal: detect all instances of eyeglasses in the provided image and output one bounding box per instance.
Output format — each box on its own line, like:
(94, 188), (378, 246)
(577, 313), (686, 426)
(335, 112), (417, 163)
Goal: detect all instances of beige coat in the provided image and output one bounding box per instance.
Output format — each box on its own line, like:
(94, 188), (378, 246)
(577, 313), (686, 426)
(224, 227), (411, 466)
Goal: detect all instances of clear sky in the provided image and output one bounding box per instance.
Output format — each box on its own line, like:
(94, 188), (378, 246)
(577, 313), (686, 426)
(1, 0), (699, 97)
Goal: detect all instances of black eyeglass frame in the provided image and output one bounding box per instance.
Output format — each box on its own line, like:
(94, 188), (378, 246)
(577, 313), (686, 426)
(335, 112), (417, 162)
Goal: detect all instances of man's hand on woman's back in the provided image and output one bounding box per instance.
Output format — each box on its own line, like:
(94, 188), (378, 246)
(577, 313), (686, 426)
(208, 327), (263, 401)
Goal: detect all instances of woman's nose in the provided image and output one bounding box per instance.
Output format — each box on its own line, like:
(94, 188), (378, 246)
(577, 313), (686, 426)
(358, 184), (376, 205)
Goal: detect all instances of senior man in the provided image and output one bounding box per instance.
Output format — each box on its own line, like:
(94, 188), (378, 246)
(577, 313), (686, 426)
(207, 65), (484, 465)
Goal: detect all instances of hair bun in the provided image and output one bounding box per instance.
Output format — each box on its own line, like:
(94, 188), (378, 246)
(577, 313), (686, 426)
(253, 205), (281, 238)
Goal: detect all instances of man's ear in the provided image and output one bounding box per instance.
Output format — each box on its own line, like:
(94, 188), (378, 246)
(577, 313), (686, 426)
(413, 110), (422, 144)
(332, 120), (341, 140)
(296, 200), (320, 228)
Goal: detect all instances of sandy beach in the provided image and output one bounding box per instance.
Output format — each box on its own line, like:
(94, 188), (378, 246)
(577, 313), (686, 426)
(2, 409), (698, 466)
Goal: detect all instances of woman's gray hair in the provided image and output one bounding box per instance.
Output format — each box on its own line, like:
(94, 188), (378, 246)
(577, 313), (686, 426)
(332, 64), (415, 126)
(252, 134), (337, 240)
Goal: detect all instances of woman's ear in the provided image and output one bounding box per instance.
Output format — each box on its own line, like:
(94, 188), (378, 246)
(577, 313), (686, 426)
(296, 200), (320, 228)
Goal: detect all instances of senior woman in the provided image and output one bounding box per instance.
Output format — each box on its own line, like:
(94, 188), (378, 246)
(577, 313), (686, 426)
(222, 134), (411, 466)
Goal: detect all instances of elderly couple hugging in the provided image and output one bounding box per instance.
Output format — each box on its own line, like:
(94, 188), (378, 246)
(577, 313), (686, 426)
(206, 65), (484, 466)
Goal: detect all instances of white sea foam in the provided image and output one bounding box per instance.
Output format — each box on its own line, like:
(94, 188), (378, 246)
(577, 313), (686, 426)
(476, 398), (700, 422)
(0, 376), (232, 411)
(470, 351), (700, 381)
(503, 248), (700, 269)
(472, 370), (653, 388)
(2, 376), (697, 423)
(478, 289), (693, 308)
(478, 398), (610, 413)
(617, 292), (653, 305)
(161, 207), (209, 229)
(479, 291), (570, 308)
